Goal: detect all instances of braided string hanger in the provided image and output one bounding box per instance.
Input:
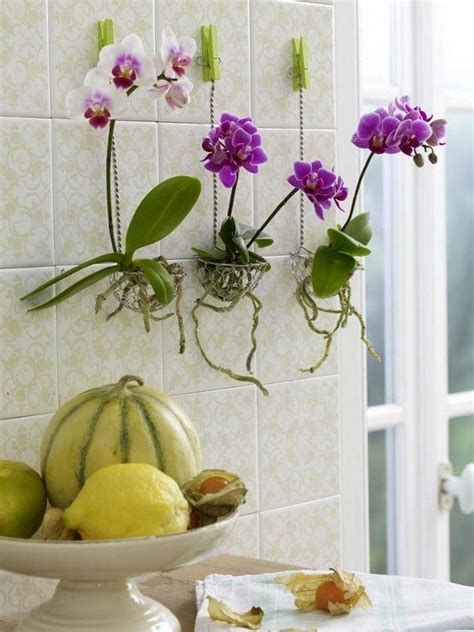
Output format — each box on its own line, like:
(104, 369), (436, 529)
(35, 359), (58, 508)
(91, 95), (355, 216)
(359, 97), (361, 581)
(209, 80), (219, 246)
(298, 84), (305, 248)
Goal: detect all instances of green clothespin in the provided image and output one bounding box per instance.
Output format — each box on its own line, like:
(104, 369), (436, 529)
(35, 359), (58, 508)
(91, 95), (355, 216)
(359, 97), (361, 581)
(98, 19), (114, 55)
(292, 36), (309, 91)
(201, 24), (220, 81)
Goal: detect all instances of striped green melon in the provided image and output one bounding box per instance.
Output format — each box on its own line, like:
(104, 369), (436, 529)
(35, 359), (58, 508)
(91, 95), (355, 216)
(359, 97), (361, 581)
(40, 375), (202, 509)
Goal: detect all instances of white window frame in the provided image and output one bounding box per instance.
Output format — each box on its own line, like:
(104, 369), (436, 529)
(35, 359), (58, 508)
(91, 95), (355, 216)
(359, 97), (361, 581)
(362, 0), (474, 580)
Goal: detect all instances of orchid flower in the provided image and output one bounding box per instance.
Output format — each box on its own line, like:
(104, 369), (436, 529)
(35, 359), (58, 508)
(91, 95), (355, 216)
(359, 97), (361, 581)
(160, 26), (197, 79)
(98, 34), (155, 90)
(147, 75), (193, 110)
(288, 161), (348, 220)
(66, 67), (127, 130)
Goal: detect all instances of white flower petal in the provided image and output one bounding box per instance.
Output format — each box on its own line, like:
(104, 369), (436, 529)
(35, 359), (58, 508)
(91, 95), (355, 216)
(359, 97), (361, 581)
(121, 33), (145, 52)
(160, 26), (179, 64)
(65, 86), (90, 118)
(98, 43), (126, 72)
(133, 54), (156, 87)
(181, 36), (197, 59)
(107, 88), (128, 116)
(146, 80), (170, 101)
(83, 66), (112, 87)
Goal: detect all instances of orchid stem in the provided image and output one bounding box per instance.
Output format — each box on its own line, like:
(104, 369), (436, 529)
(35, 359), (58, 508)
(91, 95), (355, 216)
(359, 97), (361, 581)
(227, 172), (239, 217)
(247, 188), (299, 248)
(341, 151), (375, 232)
(106, 119), (118, 253)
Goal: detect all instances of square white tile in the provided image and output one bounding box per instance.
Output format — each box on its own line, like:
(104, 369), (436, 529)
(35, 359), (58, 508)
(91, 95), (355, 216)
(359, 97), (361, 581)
(0, 414), (50, 467)
(48, 0), (156, 121)
(251, 1), (335, 129)
(52, 119), (159, 265)
(0, 0), (50, 117)
(218, 513), (259, 558)
(159, 123), (254, 260)
(55, 265), (164, 403)
(257, 256), (339, 384)
(155, 0), (251, 124)
(0, 118), (54, 268)
(0, 268), (58, 419)
(162, 259), (265, 395)
(259, 496), (341, 567)
(258, 376), (339, 511)
(254, 128), (336, 256)
(174, 386), (258, 514)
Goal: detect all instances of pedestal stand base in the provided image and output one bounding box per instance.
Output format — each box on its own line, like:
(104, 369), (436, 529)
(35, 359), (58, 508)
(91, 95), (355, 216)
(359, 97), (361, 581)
(15, 579), (180, 632)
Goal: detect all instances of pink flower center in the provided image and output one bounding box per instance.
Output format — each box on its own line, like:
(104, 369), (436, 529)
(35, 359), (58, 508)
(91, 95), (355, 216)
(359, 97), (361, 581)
(237, 145), (252, 160)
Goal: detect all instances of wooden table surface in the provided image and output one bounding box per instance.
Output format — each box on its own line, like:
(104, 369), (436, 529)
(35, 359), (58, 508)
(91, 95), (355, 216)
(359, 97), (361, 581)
(0, 555), (296, 632)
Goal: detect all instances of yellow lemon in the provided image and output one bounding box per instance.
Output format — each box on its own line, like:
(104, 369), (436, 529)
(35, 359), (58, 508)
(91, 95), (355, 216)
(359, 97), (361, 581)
(0, 460), (47, 538)
(63, 463), (190, 540)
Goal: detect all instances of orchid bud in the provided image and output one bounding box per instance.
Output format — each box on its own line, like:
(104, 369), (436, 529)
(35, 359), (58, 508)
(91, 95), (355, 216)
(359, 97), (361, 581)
(413, 153), (424, 168)
(428, 152), (438, 164)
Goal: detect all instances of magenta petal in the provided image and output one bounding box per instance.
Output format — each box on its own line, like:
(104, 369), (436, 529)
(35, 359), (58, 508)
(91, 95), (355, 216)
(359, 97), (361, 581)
(357, 112), (380, 139)
(288, 175), (300, 188)
(244, 162), (259, 174)
(313, 202), (325, 220)
(219, 165), (237, 187)
(293, 161), (312, 180)
(351, 134), (369, 149)
(251, 146), (268, 164)
(232, 127), (252, 146)
(412, 119), (431, 142)
(204, 161), (222, 174)
(318, 168), (337, 186)
(382, 116), (400, 135)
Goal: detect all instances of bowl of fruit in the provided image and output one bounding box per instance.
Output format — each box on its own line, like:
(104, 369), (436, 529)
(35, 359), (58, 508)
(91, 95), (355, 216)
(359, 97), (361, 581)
(0, 376), (246, 632)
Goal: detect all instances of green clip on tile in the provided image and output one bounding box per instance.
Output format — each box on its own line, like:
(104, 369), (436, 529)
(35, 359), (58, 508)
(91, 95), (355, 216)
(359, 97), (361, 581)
(98, 19), (114, 54)
(292, 36), (309, 91)
(201, 24), (221, 82)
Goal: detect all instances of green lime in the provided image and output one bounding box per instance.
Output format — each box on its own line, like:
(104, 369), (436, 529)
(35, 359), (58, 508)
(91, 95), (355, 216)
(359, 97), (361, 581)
(0, 460), (47, 538)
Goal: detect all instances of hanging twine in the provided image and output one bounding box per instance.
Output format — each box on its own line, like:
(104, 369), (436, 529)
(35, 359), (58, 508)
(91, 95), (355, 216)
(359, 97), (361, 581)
(111, 135), (122, 252)
(298, 84), (305, 248)
(209, 80), (219, 246)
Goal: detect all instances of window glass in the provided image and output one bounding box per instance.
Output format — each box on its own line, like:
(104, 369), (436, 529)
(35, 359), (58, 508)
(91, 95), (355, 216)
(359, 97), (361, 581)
(446, 110), (474, 394)
(369, 430), (388, 573)
(449, 414), (474, 586)
(359, 0), (393, 85)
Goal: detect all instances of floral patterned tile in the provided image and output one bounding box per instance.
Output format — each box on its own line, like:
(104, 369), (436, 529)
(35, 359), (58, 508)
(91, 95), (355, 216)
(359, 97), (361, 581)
(52, 119), (158, 265)
(155, 0), (251, 124)
(0, 414), (50, 467)
(251, 1), (335, 129)
(0, 118), (54, 268)
(159, 123), (253, 260)
(218, 513), (259, 558)
(55, 265), (164, 403)
(174, 386), (258, 514)
(0, 572), (57, 622)
(258, 376), (339, 511)
(257, 256), (338, 384)
(48, 0), (156, 121)
(254, 128), (336, 256)
(162, 259), (262, 395)
(0, 0), (50, 117)
(259, 496), (341, 567)
(0, 268), (58, 419)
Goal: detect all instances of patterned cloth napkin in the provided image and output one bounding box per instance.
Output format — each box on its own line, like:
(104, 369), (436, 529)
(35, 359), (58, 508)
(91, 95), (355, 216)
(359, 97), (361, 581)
(195, 570), (474, 631)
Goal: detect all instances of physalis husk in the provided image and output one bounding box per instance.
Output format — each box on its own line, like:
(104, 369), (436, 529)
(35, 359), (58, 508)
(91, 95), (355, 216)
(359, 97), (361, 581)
(274, 568), (372, 615)
(207, 596), (264, 629)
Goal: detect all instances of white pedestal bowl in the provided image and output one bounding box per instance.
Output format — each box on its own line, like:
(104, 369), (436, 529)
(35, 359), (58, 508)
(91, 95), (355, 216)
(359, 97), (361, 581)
(0, 511), (238, 631)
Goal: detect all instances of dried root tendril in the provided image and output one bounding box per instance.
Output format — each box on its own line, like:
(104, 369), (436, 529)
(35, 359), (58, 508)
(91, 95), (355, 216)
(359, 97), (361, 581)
(95, 258), (186, 353)
(296, 276), (380, 373)
(191, 287), (268, 395)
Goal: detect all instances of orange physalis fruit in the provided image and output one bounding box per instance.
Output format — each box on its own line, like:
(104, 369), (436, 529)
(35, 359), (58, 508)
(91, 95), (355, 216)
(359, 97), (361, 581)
(199, 475), (229, 495)
(315, 580), (346, 611)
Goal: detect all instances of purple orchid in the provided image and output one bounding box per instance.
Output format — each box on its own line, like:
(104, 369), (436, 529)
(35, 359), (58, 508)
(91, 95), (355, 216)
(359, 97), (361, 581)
(98, 34), (155, 90)
(160, 26), (196, 79)
(288, 160), (348, 220)
(66, 67), (127, 130)
(390, 111), (432, 156)
(351, 108), (401, 154)
(202, 113), (268, 187)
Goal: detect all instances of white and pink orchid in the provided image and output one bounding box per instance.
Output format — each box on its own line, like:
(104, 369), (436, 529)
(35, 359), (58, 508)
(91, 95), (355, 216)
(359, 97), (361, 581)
(66, 67), (127, 130)
(98, 34), (155, 90)
(159, 26), (196, 80)
(147, 75), (193, 110)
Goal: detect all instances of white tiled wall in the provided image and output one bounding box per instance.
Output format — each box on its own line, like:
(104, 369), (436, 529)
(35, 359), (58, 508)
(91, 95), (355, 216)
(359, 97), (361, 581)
(0, 0), (340, 617)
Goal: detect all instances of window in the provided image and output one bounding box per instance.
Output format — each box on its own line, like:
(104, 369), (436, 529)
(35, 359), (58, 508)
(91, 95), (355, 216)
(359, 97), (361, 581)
(360, 0), (474, 583)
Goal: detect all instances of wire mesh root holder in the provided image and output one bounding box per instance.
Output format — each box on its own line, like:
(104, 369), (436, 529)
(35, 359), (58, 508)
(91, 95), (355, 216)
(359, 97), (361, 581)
(192, 258), (269, 394)
(95, 258), (186, 352)
(290, 247), (380, 373)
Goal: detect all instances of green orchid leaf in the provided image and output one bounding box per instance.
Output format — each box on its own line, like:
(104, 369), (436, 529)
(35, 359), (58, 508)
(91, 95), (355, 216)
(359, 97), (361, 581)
(343, 212), (372, 245)
(134, 258), (175, 306)
(27, 265), (121, 312)
(248, 251), (271, 271)
(312, 246), (356, 298)
(327, 228), (371, 257)
(238, 223), (273, 248)
(20, 253), (124, 301)
(219, 218), (250, 264)
(191, 246), (228, 262)
(125, 176), (201, 256)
